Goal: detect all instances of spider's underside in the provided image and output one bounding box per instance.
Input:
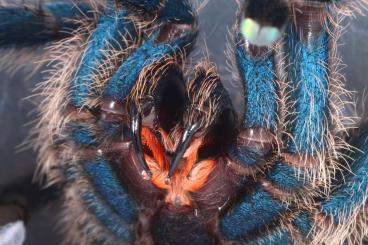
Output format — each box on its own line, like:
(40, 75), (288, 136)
(0, 0), (367, 244)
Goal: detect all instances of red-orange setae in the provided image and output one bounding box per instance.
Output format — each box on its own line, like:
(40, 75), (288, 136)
(141, 127), (215, 208)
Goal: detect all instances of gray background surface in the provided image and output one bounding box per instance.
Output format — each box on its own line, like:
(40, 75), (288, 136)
(0, 0), (367, 244)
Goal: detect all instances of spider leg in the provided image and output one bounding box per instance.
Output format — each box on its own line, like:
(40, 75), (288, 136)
(283, 2), (329, 160)
(69, 3), (137, 108)
(288, 123), (368, 243)
(314, 123), (368, 243)
(59, 112), (139, 243)
(65, 161), (137, 243)
(235, 35), (278, 131)
(332, 130), (368, 214)
(263, 1), (330, 203)
(0, 1), (94, 47)
(227, 34), (278, 175)
(220, 186), (290, 242)
(225, 0), (286, 179)
(219, 3), (291, 242)
(102, 28), (196, 102)
(277, 5), (366, 241)
(220, 1), (367, 244)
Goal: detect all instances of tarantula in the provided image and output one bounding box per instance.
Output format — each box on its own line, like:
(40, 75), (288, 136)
(0, 0), (367, 244)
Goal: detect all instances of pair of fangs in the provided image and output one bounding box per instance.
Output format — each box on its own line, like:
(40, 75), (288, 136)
(130, 103), (200, 184)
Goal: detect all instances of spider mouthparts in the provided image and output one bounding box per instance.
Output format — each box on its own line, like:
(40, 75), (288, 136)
(168, 123), (199, 178)
(130, 103), (152, 178)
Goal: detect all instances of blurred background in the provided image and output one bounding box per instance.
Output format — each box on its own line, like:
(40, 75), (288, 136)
(0, 0), (367, 244)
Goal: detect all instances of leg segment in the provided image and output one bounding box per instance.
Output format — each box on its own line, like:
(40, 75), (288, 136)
(69, 4), (137, 107)
(65, 163), (137, 243)
(103, 29), (196, 102)
(284, 2), (329, 156)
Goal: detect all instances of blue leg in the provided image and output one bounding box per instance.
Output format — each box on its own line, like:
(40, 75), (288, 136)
(220, 2), (291, 242)
(69, 5), (137, 108)
(60, 27), (147, 239)
(271, 2), (332, 198)
(321, 128), (368, 221)
(65, 163), (137, 243)
(103, 30), (196, 102)
(227, 9), (278, 176)
(283, 124), (368, 243)
(0, 2), (94, 47)
(284, 5), (329, 156)
(220, 186), (287, 241)
(83, 159), (138, 224)
(318, 124), (368, 241)
(222, 2), (335, 243)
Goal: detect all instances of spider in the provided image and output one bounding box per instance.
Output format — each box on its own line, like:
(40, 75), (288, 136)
(0, 0), (367, 244)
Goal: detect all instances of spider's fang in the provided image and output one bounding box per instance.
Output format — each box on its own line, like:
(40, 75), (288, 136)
(130, 104), (152, 179)
(168, 123), (200, 178)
